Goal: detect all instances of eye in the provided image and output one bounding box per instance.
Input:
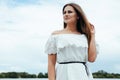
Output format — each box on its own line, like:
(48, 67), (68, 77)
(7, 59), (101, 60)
(68, 10), (73, 13)
(63, 11), (66, 14)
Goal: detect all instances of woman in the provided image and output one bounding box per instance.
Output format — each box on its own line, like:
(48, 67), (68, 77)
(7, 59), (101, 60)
(45, 3), (99, 80)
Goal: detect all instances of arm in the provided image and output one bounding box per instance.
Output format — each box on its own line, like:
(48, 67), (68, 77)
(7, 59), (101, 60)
(48, 54), (56, 80)
(88, 23), (97, 62)
(88, 34), (97, 62)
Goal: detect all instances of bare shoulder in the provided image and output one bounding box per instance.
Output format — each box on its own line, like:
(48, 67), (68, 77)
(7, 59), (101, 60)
(51, 29), (64, 35)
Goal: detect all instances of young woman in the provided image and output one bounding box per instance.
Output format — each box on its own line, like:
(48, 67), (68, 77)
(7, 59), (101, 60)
(45, 3), (99, 80)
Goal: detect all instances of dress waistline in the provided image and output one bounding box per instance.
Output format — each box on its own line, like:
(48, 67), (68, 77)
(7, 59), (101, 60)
(59, 61), (85, 64)
(58, 61), (89, 76)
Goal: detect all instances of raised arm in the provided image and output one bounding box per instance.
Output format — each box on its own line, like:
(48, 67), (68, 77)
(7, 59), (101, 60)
(88, 24), (97, 62)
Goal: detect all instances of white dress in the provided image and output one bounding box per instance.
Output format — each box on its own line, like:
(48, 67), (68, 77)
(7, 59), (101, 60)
(45, 34), (99, 80)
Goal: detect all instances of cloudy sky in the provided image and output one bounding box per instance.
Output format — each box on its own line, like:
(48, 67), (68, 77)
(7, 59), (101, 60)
(0, 0), (120, 74)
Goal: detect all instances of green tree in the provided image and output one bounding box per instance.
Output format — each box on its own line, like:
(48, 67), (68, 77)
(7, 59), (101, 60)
(38, 72), (44, 78)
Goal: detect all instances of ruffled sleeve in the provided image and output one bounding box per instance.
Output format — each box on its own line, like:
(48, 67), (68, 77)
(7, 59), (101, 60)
(44, 35), (57, 54)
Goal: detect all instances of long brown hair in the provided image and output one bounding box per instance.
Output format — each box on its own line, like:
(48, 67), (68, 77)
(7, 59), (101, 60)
(62, 3), (91, 45)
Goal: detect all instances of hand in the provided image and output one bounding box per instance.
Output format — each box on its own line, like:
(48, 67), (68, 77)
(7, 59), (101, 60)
(89, 23), (95, 35)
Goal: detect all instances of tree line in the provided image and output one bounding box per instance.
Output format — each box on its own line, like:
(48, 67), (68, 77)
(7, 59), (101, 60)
(93, 70), (120, 78)
(0, 70), (120, 78)
(0, 72), (47, 78)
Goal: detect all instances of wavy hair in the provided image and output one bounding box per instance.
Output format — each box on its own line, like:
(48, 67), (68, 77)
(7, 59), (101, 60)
(62, 3), (91, 45)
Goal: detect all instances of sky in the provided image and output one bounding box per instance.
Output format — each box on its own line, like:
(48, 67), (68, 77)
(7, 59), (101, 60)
(0, 0), (120, 74)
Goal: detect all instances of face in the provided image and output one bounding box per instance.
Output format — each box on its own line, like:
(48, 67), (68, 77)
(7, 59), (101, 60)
(63, 5), (78, 24)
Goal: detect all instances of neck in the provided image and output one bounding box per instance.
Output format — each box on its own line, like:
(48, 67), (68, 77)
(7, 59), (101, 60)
(65, 23), (77, 32)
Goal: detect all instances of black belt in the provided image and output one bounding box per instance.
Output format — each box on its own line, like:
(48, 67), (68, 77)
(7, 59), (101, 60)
(58, 61), (89, 76)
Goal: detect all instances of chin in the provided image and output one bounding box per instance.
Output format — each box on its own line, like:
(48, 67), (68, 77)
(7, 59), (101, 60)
(64, 20), (73, 24)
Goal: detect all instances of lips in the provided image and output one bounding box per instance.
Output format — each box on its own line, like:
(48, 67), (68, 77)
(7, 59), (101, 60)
(65, 17), (70, 20)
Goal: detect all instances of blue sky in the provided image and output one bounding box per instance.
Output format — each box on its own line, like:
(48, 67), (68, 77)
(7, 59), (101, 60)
(0, 0), (120, 74)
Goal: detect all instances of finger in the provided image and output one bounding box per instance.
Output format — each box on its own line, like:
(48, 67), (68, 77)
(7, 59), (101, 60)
(89, 23), (94, 29)
(90, 24), (94, 28)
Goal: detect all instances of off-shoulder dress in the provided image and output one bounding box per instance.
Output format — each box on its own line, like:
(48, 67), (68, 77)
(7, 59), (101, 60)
(45, 34), (99, 80)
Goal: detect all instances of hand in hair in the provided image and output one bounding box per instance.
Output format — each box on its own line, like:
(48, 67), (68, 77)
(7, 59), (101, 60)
(89, 23), (95, 35)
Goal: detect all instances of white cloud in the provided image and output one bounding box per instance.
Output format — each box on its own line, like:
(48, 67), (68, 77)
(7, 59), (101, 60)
(114, 64), (120, 73)
(0, 4), (62, 34)
(0, 0), (120, 74)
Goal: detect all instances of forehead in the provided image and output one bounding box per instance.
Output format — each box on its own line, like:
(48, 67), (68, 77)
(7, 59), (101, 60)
(64, 5), (75, 11)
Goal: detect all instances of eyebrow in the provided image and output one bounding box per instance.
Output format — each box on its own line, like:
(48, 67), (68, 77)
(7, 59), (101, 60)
(64, 10), (74, 12)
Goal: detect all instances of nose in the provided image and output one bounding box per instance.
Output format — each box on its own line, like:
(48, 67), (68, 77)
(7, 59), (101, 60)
(64, 14), (69, 19)
(64, 12), (69, 17)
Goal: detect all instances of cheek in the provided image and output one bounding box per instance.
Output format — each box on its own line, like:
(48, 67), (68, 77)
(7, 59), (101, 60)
(71, 14), (77, 20)
(63, 15), (65, 19)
